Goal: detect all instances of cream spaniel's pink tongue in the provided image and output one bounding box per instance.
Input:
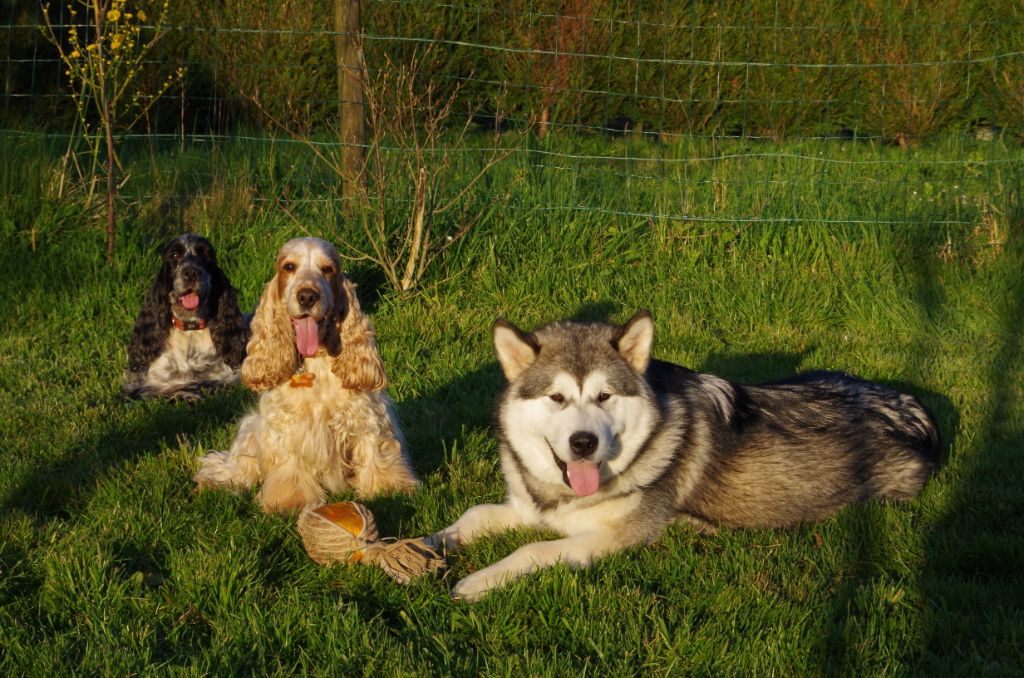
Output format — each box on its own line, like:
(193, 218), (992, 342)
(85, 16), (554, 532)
(292, 317), (319, 357)
(180, 292), (200, 310)
(566, 460), (600, 497)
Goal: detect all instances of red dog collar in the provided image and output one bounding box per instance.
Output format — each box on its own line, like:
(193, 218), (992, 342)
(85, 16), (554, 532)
(172, 317), (207, 331)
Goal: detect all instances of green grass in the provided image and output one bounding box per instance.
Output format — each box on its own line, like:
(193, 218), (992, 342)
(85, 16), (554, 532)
(1, 130), (1022, 675)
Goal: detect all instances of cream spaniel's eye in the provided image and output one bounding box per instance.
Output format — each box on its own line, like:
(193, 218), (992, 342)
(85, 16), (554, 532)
(321, 264), (336, 275)
(282, 262), (296, 273)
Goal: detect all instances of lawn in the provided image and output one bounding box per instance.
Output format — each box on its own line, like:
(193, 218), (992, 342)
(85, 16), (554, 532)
(1, 131), (1022, 675)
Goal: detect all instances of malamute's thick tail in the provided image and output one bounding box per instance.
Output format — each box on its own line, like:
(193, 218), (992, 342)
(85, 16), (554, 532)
(873, 392), (940, 501)
(899, 393), (941, 455)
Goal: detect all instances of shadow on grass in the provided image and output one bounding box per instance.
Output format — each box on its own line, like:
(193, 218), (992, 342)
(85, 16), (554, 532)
(0, 384), (251, 642)
(341, 262), (391, 316)
(815, 383), (959, 672)
(395, 361), (504, 475)
(0, 225), (106, 308)
(811, 209), (1023, 671)
(911, 237), (1024, 670)
(700, 343), (962, 672)
(698, 349), (812, 382)
(2, 387), (250, 523)
(0, 216), (259, 520)
(806, 224), (957, 672)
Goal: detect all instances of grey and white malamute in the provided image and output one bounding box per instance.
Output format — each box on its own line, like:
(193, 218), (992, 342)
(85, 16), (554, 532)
(432, 311), (939, 601)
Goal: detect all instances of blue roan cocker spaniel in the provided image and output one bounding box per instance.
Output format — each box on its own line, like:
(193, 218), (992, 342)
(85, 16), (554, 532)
(122, 233), (250, 400)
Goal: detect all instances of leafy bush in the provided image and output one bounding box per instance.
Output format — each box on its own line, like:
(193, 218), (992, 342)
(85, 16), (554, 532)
(4, 0), (1022, 140)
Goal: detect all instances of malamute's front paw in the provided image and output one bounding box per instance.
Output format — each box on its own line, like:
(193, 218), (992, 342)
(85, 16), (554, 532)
(450, 553), (536, 602)
(430, 526), (465, 553)
(451, 567), (507, 603)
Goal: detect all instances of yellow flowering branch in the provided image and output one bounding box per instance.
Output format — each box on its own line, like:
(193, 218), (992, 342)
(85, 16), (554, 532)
(40, 0), (182, 263)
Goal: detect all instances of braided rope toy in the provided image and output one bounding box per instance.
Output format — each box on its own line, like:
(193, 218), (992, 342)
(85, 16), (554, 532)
(297, 501), (444, 584)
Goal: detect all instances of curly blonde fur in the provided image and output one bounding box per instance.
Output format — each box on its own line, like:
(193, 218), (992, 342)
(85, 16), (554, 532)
(194, 237), (418, 512)
(334, 276), (388, 391)
(240, 268), (295, 392)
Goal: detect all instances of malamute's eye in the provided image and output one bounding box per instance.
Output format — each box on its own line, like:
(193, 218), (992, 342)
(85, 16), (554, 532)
(548, 393), (565, 404)
(597, 392), (612, 403)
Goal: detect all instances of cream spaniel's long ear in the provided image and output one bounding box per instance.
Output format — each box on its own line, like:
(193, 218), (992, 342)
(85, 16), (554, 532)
(331, 276), (388, 391)
(241, 275), (298, 392)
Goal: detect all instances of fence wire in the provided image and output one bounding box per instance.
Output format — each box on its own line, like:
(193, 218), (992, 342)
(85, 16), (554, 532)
(1, 0), (1022, 230)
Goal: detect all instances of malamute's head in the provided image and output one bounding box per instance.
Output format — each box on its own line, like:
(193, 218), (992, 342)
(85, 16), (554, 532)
(494, 311), (659, 498)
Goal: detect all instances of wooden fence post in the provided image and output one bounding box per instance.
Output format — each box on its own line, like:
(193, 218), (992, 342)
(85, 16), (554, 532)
(335, 0), (366, 202)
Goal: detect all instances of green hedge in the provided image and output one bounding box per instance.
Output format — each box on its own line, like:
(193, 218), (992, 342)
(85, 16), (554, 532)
(4, 0), (1022, 139)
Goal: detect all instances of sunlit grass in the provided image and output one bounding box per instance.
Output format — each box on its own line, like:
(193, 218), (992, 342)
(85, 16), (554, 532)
(1, 131), (1022, 674)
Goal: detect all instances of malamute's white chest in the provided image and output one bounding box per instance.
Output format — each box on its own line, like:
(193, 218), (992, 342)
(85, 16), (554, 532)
(517, 488), (644, 536)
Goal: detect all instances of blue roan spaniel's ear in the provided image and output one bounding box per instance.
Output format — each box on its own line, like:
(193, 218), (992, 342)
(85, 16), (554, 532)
(208, 260), (250, 369)
(126, 250), (174, 373)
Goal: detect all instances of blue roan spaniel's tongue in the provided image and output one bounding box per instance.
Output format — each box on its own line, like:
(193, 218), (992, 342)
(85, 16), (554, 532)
(292, 316), (320, 357)
(566, 460), (600, 496)
(180, 292), (200, 310)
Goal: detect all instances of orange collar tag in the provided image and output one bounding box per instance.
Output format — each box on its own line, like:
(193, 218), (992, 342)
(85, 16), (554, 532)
(289, 372), (315, 388)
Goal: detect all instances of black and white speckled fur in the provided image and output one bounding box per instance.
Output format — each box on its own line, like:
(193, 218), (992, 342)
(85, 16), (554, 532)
(431, 311), (939, 601)
(122, 233), (249, 400)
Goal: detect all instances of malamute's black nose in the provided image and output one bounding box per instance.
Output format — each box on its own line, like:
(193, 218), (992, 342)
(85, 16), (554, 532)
(297, 288), (320, 309)
(569, 431), (598, 459)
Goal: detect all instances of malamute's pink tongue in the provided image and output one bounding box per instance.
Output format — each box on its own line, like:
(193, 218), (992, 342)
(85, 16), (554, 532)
(180, 292), (200, 310)
(566, 461), (600, 497)
(292, 316), (320, 357)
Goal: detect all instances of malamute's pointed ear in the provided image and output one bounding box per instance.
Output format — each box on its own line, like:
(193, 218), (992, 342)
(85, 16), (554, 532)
(493, 319), (539, 380)
(615, 310), (654, 373)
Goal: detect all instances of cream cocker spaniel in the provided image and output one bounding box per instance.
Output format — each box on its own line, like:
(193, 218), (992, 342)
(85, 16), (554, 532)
(194, 237), (418, 512)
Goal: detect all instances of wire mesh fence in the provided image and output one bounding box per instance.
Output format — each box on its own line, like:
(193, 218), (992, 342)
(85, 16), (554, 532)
(2, 0), (1022, 232)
